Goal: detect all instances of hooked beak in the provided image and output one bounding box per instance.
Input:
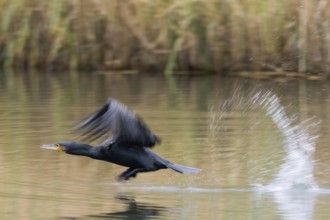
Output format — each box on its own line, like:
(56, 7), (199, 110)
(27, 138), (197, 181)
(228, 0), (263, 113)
(41, 144), (63, 152)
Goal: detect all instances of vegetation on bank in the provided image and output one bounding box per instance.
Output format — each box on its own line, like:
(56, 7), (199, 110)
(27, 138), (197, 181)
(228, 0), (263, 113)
(0, 0), (329, 75)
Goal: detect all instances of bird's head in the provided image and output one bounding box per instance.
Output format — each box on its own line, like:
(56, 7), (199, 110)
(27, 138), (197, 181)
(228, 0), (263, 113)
(41, 141), (93, 156)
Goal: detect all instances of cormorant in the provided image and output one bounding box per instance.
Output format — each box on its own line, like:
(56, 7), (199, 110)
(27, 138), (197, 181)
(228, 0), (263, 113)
(41, 98), (201, 180)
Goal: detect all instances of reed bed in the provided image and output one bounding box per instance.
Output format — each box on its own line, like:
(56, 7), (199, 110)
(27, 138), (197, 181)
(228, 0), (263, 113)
(0, 0), (329, 75)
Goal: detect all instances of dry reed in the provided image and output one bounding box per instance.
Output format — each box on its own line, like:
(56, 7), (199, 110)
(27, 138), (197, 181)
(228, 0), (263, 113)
(0, 0), (329, 75)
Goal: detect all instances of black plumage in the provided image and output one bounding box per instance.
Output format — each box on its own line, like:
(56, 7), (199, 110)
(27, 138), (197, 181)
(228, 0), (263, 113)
(42, 98), (201, 180)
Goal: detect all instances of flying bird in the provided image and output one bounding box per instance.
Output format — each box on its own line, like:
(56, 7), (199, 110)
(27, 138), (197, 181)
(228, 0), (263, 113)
(42, 98), (201, 180)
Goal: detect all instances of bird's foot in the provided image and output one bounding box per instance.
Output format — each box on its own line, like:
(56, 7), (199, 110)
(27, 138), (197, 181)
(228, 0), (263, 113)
(117, 168), (142, 181)
(117, 173), (137, 181)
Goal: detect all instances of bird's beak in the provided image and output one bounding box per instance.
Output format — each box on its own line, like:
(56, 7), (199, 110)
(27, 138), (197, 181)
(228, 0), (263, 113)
(41, 144), (63, 152)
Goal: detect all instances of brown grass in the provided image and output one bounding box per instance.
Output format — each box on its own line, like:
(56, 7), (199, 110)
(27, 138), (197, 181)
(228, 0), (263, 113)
(0, 0), (329, 75)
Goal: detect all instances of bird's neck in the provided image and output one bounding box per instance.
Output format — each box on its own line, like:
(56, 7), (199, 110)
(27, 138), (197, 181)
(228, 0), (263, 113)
(67, 143), (100, 159)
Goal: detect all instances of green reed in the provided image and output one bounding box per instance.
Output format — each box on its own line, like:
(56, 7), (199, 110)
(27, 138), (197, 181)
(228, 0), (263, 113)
(0, 0), (329, 75)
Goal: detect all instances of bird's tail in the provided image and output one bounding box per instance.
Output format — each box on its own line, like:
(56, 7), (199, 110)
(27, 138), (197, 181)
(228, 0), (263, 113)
(166, 163), (201, 174)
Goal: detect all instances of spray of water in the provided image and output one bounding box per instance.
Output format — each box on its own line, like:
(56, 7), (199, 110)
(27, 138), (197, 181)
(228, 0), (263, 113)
(208, 88), (321, 220)
(249, 91), (321, 220)
(252, 91), (319, 191)
(210, 89), (320, 191)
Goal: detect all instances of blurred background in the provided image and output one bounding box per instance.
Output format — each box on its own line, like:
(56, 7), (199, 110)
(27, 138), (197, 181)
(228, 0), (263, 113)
(0, 0), (328, 77)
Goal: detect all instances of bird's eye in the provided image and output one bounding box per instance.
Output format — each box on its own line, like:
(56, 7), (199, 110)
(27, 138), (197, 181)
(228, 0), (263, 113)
(55, 143), (63, 152)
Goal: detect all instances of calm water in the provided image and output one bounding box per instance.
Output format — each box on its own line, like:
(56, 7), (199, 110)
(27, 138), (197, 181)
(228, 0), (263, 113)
(0, 72), (330, 219)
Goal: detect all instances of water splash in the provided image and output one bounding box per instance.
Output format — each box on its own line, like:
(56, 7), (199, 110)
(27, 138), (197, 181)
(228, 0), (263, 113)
(252, 91), (319, 191)
(209, 88), (320, 190)
(209, 89), (321, 220)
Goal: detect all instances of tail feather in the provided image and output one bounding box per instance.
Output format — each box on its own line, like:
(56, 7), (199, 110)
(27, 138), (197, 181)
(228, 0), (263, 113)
(167, 163), (201, 174)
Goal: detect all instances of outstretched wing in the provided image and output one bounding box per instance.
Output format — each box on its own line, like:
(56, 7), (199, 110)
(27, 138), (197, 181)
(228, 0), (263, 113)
(75, 98), (161, 148)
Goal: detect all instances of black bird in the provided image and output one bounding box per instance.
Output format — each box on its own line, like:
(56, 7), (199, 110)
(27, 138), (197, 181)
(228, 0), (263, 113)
(42, 98), (201, 180)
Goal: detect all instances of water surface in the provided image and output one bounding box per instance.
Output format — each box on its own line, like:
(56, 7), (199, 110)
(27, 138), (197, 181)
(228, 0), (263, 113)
(0, 72), (329, 219)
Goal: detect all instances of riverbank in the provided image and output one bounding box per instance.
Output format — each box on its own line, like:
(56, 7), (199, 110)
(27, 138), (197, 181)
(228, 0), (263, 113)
(1, 0), (329, 76)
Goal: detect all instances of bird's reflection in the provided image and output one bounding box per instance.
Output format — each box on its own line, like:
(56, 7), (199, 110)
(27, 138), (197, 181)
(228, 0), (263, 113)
(61, 194), (170, 220)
